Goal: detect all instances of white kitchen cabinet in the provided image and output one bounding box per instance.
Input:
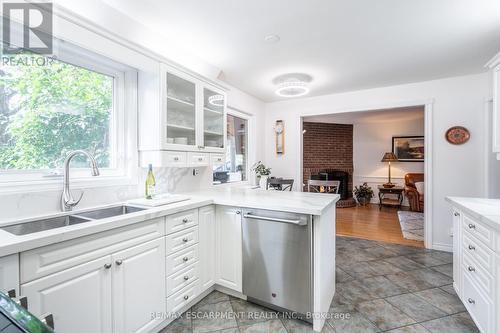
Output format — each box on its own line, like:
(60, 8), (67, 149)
(21, 256), (113, 333)
(486, 52), (500, 156)
(215, 206), (242, 292)
(199, 205), (216, 291)
(112, 238), (166, 333)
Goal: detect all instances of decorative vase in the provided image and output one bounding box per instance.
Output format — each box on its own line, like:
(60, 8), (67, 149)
(357, 196), (369, 206)
(259, 175), (268, 189)
(255, 175), (261, 187)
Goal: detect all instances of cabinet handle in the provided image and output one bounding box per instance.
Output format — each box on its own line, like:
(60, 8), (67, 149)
(182, 237), (189, 243)
(454, 212), (460, 217)
(182, 218), (189, 223)
(104, 263), (112, 269)
(468, 298), (475, 304)
(468, 245), (475, 250)
(236, 211), (241, 215)
(183, 257), (189, 262)
(174, 157), (179, 161)
(468, 266), (475, 272)
(41, 313), (55, 329)
(183, 276), (189, 281)
(468, 224), (476, 229)
(115, 259), (123, 266)
(198, 157), (203, 161)
(184, 295), (189, 300)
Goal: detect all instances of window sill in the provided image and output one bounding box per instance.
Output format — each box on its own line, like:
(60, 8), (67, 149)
(0, 175), (138, 195)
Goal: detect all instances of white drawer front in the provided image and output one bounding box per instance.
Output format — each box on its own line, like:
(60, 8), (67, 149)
(462, 274), (493, 333)
(463, 214), (494, 249)
(166, 226), (199, 255)
(165, 151), (188, 167)
(21, 218), (164, 283)
(463, 252), (494, 294)
(462, 232), (495, 274)
(167, 244), (199, 277)
(166, 209), (198, 235)
(210, 154), (225, 166)
(167, 279), (199, 314)
(167, 262), (199, 296)
(187, 152), (209, 167)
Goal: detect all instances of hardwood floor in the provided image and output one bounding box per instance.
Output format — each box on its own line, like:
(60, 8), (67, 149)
(336, 204), (424, 248)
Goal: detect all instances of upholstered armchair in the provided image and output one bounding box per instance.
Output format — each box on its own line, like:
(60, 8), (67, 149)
(404, 173), (424, 212)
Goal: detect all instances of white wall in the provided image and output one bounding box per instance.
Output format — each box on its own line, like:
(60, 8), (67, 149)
(264, 73), (490, 250)
(353, 114), (424, 204)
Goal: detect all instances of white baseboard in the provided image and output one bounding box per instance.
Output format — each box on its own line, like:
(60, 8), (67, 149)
(431, 242), (452, 253)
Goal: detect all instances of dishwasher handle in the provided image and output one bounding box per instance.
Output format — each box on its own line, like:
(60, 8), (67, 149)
(243, 213), (307, 226)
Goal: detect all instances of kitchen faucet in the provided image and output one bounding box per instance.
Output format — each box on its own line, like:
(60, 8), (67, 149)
(61, 150), (100, 211)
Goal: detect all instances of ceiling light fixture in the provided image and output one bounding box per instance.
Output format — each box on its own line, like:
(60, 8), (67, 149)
(264, 34), (280, 43)
(273, 73), (313, 98)
(208, 94), (224, 106)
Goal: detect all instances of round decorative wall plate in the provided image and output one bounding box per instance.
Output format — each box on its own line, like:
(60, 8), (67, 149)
(445, 126), (470, 145)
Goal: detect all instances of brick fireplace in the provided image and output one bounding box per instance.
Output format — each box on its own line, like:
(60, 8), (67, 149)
(303, 122), (356, 207)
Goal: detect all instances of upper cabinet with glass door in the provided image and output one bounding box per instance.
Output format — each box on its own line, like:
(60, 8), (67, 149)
(203, 87), (226, 151)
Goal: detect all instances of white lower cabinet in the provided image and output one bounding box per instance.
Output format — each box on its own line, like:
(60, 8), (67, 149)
(21, 238), (166, 333)
(215, 206), (242, 292)
(21, 256), (113, 333)
(199, 205), (216, 291)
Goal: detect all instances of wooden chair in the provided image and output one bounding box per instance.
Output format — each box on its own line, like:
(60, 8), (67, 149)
(307, 180), (340, 194)
(266, 178), (294, 191)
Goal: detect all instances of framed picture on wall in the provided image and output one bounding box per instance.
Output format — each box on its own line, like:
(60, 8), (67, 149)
(392, 136), (424, 162)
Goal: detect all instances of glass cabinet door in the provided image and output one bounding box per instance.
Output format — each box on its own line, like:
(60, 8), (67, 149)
(203, 88), (225, 149)
(166, 73), (196, 146)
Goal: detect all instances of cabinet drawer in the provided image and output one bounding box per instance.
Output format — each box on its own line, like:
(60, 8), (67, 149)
(166, 209), (198, 235)
(166, 244), (199, 276)
(463, 252), (494, 294)
(462, 232), (494, 274)
(210, 154), (225, 166)
(187, 152), (209, 167)
(167, 262), (199, 296)
(21, 218), (164, 283)
(462, 274), (493, 333)
(462, 214), (494, 249)
(166, 226), (199, 254)
(167, 279), (199, 314)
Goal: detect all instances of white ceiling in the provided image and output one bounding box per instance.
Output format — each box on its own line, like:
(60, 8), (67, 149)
(102, 0), (500, 102)
(303, 106), (424, 124)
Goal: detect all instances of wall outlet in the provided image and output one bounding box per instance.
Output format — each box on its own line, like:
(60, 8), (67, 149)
(192, 168), (199, 176)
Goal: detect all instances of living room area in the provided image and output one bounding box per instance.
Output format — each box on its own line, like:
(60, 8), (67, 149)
(303, 106), (426, 247)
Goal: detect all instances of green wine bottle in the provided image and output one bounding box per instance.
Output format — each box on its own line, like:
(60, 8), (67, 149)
(145, 164), (156, 199)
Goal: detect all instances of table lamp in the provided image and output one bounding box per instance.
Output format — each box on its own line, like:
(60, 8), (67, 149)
(381, 152), (399, 188)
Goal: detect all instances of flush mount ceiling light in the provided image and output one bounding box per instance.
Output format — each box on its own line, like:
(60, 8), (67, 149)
(264, 34), (280, 43)
(273, 73), (313, 98)
(208, 94), (224, 106)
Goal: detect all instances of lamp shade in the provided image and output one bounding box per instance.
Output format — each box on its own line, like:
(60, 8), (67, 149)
(381, 152), (398, 162)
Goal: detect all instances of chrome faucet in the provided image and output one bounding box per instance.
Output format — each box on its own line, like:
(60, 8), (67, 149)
(61, 150), (100, 211)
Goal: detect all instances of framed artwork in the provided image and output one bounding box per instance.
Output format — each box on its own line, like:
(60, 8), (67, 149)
(392, 136), (424, 162)
(275, 120), (284, 155)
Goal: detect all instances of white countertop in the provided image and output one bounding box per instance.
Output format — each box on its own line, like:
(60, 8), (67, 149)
(446, 196), (500, 232)
(0, 188), (339, 257)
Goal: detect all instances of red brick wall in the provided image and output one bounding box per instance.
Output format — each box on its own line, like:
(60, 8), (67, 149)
(303, 122), (353, 192)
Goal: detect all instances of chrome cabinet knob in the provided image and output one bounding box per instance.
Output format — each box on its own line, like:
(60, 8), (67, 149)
(115, 259), (123, 266)
(184, 295), (189, 300)
(41, 313), (55, 329)
(182, 218), (188, 223)
(468, 266), (475, 272)
(183, 257), (189, 262)
(198, 157), (203, 161)
(468, 224), (476, 229)
(183, 276), (189, 281)
(182, 237), (188, 243)
(174, 157), (179, 161)
(104, 263), (112, 269)
(454, 212), (460, 217)
(236, 211), (241, 215)
(468, 245), (475, 250)
(468, 298), (475, 304)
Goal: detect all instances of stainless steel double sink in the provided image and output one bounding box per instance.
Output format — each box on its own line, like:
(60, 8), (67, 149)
(1, 205), (146, 236)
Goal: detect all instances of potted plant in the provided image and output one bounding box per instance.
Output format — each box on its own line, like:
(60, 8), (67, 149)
(354, 182), (374, 206)
(252, 161), (271, 188)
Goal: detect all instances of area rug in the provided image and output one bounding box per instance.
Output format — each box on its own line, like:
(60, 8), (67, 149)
(397, 211), (424, 241)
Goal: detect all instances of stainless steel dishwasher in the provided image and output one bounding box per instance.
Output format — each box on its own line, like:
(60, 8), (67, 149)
(242, 208), (312, 317)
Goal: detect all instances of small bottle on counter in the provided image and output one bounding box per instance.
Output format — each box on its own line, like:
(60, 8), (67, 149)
(145, 164), (156, 199)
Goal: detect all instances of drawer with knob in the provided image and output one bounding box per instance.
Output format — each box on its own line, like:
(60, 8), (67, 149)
(210, 154), (225, 166)
(166, 261), (199, 296)
(166, 226), (199, 254)
(462, 214), (494, 249)
(187, 152), (209, 167)
(462, 251), (494, 295)
(462, 232), (494, 274)
(167, 279), (200, 314)
(166, 244), (199, 276)
(166, 209), (199, 235)
(462, 273), (493, 333)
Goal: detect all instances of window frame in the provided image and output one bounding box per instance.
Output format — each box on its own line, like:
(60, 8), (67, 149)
(0, 38), (138, 193)
(212, 108), (254, 187)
